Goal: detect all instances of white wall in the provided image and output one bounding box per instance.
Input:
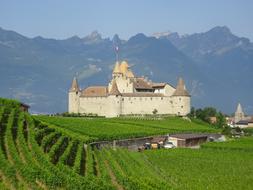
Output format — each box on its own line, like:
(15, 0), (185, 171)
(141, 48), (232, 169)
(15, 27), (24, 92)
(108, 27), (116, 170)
(108, 76), (134, 93)
(172, 96), (191, 116)
(121, 96), (174, 115)
(68, 91), (80, 113)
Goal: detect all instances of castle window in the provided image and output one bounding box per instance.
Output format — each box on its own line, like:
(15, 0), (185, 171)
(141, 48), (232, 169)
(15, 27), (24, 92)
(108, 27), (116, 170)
(122, 98), (124, 101)
(181, 106), (183, 108)
(76, 92), (78, 95)
(150, 98), (152, 100)
(179, 98), (181, 101)
(161, 97), (163, 100)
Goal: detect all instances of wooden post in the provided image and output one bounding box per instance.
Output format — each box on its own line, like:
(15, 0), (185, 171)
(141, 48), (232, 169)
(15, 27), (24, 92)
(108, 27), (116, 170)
(113, 140), (116, 151)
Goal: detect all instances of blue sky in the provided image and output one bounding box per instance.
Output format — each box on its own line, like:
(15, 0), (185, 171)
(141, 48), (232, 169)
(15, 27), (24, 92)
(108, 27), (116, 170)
(0, 0), (252, 40)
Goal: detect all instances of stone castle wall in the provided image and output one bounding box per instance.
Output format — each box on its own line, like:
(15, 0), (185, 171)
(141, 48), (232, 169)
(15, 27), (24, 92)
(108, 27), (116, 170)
(72, 95), (190, 117)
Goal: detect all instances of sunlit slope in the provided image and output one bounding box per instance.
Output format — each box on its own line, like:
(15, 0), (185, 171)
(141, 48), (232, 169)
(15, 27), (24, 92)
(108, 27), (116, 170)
(35, 116), (219, 141)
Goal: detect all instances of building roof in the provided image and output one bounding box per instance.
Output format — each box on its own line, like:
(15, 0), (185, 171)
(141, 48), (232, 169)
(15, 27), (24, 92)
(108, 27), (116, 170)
(236, 120), (249, 125)
(121, 93), (164, 97)
(126, 70), (135, 78)
(151, 137), (166, 143)
(172, 77), (190, 97)
(113, 61), (121, 73)
(169, 134), (207, 140)
(120, 61), (129, 74)
(81, 86), (108, 97)
(20, 102), (30, 108)
(248, 117), (253, 123)
(132, 77), (153, 90)
(109, 80), (121, 96)
(235, 103), (244, 115)
(69, 77), (80, 92)
(152, 82), (167, 88)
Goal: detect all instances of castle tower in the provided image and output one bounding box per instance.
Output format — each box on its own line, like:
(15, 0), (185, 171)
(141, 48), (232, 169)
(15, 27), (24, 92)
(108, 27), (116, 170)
(172, 77), (191, 116)
(68, 77), (80, 113)
(234, 103), (245, 123)
(112, 61), (122, 78)
(107, 80), (122, 117)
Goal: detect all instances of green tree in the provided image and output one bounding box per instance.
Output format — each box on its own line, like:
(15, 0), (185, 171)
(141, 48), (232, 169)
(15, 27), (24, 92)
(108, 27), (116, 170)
(216, 112), (226, 128)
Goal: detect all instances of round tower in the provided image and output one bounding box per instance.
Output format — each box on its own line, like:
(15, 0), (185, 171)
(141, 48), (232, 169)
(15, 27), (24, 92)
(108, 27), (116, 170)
(107, 79), (122, 117)
(68, 77), (81, 113)
(172, 77), (191, 116)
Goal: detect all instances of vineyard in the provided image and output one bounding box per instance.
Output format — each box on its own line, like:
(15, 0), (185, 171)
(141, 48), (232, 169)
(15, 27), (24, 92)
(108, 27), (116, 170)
(35, 115), (219, 141)
(1, 98), (253, 189)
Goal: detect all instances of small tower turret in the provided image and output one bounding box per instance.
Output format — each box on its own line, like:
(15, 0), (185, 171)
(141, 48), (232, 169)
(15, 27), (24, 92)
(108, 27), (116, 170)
(68, 77), (80, 113)
(112, 61), (122, 78)
(108, 80), (122, 117)
(172, 77), (191, 116)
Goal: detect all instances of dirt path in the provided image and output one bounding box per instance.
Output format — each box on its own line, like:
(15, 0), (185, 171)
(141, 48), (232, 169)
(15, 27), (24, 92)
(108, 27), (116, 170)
(105, 160), (124, 190)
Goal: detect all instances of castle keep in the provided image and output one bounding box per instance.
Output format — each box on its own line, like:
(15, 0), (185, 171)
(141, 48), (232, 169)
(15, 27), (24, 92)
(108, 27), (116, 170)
(68, 61), (191, 117)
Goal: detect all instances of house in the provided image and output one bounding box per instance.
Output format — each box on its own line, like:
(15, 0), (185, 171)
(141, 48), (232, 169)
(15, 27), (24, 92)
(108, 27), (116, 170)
(168, 134), (208, 148)
(150, 137), (167, 149)
(20, 103), (30, 112)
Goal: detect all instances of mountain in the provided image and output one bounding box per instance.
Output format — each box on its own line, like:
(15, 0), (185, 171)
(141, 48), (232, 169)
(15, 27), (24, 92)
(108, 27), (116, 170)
(0, 26), (252, 114)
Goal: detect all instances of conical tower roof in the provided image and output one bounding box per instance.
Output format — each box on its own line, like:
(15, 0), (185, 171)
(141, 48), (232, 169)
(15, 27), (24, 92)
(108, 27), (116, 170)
(234, 102), (245, 123)
(113, 61), (121, 73)
(235, 103), (243, 114)
(172, 77), (190, 96)
(120, 61), (129, 74)
(69, 77), (80, 92)
(109, 80), (121, 95)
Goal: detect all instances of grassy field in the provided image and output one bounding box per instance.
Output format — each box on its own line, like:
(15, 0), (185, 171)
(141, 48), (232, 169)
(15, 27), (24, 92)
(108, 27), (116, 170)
(34, 115), (219, 141)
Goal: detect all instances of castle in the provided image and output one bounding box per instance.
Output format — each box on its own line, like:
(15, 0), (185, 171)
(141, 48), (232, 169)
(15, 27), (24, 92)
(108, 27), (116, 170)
(68, 61), (191, 117)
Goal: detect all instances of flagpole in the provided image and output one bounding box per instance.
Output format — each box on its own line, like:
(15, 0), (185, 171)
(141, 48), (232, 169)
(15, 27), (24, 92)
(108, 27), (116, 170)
(115, 46), (119, 62)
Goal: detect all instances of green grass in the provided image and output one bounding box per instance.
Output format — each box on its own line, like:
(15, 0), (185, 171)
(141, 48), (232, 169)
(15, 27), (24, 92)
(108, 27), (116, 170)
(34, 115), (219, 141)
(202, 137), (253, 151)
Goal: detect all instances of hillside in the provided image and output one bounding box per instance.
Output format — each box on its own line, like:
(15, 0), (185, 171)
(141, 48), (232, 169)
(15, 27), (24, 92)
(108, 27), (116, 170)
(0, 98), (253, 189)
(0, 26), (253, 114)
(35, 116), (219, 141)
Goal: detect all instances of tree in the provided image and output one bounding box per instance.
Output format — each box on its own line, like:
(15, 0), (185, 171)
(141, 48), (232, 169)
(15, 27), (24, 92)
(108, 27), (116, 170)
(188, 107), (195, 117)
(216, 112), (226, 128)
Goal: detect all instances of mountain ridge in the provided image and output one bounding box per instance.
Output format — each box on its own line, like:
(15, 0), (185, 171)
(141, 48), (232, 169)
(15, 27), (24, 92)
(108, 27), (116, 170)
(0, 26), (252, 115)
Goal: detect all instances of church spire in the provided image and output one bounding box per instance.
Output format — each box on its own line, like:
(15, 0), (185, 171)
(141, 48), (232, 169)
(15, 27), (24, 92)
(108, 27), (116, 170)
(172, 77), (190, 96)
(234, 102), (245, 123)
(69, 77), (80, 92)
